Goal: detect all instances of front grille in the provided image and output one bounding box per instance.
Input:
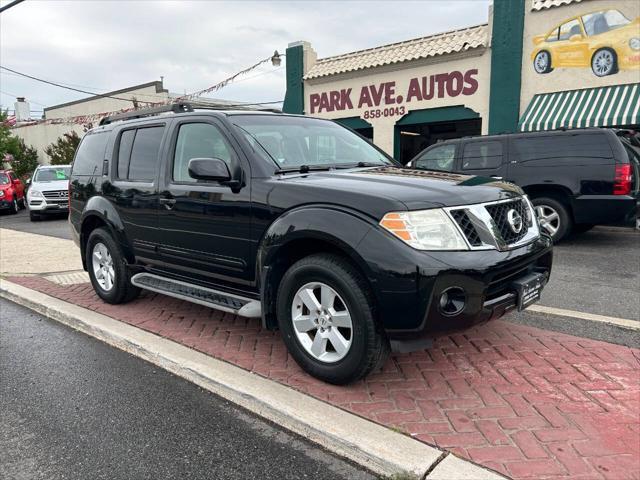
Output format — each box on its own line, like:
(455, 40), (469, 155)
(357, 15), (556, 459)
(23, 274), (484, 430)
(485, 199), (530, 244)
(450, 210), (482, 246)
(43, 190), (68, 199)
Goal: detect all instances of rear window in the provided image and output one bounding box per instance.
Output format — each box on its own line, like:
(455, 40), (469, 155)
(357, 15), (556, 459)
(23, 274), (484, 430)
(72, 132), (108, 176)
(116, 126), (164, 182)
(512, 134), (613, 164)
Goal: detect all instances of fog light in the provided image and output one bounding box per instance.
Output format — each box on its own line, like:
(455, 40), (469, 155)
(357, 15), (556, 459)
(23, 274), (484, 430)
(439, 287), (466, 316)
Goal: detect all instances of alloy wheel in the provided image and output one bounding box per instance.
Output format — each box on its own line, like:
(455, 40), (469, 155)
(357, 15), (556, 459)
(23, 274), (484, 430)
(535, 205), (560, 237)
(92, 242), (115, 291)
(534, 51), (549, 73)
(592, 50), (614, 76)
(291, 282), (353, 363)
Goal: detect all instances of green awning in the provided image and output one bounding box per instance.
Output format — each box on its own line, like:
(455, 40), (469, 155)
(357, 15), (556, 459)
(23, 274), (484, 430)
(518, 83), (640, 132)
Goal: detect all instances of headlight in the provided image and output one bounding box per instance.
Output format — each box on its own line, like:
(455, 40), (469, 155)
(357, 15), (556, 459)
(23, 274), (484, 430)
(0, 190), (4, 197)
(29, 190), (43, 198)
(379, 209), (469, 251)
(630, 38), (640, 51)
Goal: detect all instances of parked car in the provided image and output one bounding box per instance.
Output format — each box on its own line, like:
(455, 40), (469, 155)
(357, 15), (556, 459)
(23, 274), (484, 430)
(27, 165), (71, 221)
(0, 169), (26, 214)
(69, 104), (552, 384)
(408, 128), (638, 242)
(531, 9), (640, 77)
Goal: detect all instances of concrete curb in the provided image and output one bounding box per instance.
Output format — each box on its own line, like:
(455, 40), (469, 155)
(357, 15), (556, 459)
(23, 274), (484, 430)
(1, 279), (506, 479)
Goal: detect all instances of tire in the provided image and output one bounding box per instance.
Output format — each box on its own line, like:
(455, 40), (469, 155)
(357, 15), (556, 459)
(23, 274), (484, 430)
(591, 48), (618, 77)
(18, 197), (26, 210)
(86, 227), (140, 304)
(276, 254), (389, 384)
(29, 212), (40, 222)
(532, 196), (572, 243)
(9, 198), (18, 215)
(533, 50), (553, 74)
(572, 224), (595, 235)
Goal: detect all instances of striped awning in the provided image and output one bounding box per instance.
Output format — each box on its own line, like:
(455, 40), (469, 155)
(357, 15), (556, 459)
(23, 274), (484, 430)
(518, 83), (640, 132)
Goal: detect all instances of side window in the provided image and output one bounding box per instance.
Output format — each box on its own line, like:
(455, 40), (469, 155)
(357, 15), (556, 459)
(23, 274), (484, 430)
(126, 126), (164, 182)
(546, 27), (559, 42)
(414, 144), (456, 171)
(173, 123), (234, 183)
(462, 141), (503, 170)
(512, 134), (612, 164)
(71, 132), (109, 176)
(559, 19), (582, 40)
(117, 129), (136, 179)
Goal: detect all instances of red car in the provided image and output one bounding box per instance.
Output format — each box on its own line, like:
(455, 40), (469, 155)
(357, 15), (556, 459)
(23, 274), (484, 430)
(0, 169), (26, 214)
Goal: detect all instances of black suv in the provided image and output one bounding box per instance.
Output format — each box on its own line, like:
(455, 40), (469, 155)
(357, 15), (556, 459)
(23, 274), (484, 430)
(408, 128), (639, 242)
(69, 104), (552, 384)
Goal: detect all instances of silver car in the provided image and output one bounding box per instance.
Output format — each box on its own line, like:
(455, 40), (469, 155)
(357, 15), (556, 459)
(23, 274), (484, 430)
(27, 165), (71, 221)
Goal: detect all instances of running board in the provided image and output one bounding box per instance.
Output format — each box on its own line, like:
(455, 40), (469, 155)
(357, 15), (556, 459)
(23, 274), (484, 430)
(131, 273), (261, 318)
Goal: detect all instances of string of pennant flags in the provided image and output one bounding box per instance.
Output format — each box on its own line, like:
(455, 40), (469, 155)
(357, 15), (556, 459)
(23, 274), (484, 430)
(5, 53), (283, 128)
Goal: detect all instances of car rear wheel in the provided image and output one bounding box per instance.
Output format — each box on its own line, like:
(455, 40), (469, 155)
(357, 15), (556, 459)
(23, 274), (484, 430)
(591, 48), (618, 77)
(532, 196), (572, 242)
(276, 254), (389, 384)
(86, 227), (140, 304)
(533, 51), (553, 74)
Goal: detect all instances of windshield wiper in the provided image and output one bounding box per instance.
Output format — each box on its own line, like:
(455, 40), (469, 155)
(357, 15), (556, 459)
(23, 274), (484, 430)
(334, 161), (387, 169)
(275, 165), (334, 174)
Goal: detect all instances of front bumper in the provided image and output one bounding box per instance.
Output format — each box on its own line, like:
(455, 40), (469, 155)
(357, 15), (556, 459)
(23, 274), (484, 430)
(28, 198), (69, 213)
(0, 199), (13, 210)
(358, 228), (553, 344)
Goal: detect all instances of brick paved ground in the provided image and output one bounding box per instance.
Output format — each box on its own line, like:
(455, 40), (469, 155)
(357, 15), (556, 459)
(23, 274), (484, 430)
(9, 276), (640, 480)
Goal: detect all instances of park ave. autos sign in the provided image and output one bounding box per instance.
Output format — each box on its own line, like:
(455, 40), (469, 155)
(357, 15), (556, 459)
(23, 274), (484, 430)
(309, 69), (479, 117)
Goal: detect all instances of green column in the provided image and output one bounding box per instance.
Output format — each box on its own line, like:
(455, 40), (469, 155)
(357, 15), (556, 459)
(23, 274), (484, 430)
(488, 0), (525, 134)
(282, 44), (304, 114)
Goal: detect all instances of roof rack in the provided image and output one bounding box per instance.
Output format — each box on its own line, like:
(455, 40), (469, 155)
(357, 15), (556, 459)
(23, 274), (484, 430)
(99, 102), (193, 126)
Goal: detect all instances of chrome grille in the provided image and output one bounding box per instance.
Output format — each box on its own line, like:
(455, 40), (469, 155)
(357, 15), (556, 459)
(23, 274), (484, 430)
(450, 210), (482, 246)
(43, 190), (68, 199)
(446, 196), (539, 251)
(485, 199), (531, 244)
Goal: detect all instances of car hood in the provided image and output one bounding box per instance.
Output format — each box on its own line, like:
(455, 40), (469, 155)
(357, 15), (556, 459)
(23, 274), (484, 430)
(269, 166), (523, 219)
(30, 179), (69, 192)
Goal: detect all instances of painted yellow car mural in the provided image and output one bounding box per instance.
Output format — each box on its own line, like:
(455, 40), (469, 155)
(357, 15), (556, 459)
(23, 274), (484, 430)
(531, 9), (640, 77)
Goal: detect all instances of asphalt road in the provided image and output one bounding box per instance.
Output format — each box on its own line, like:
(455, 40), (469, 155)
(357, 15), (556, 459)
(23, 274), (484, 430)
(0, 299), (373, 480)
(0, 208), (71, 240)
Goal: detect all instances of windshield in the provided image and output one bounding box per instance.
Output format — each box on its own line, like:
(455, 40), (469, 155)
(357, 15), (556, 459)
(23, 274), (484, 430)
(0, 173), (9, 185)
(34, 167), (71, 182)
(582, 10), (631, 36)
(232, 115), (395, 169)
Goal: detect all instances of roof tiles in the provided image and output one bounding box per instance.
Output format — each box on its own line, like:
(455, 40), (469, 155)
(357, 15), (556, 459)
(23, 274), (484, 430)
(304, 24), (488, 80)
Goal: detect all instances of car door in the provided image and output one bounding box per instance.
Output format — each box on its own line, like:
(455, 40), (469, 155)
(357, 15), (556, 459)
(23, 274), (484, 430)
(156, 117), (253, 287)
(108, 123), (166, 263)
(8, 172), (24, 199)
(411, 142), (459, 172)
(457, 138), (509, 180)
(554, 18), (590, 66)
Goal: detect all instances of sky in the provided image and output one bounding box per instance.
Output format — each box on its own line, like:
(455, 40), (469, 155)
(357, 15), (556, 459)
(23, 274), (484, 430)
(0, 0), (490, 116)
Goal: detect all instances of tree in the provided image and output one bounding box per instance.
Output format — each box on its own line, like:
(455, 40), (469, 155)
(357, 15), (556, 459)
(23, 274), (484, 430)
(0, 111), (39, 179)
(45, 130), (81, 165)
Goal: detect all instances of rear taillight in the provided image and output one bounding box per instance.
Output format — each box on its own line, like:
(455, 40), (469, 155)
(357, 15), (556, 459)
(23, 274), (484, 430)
(614, 164), (632, 195)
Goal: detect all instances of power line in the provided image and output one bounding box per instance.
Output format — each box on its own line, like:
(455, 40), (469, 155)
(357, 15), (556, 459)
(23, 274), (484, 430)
(0, 66), (156, 104)
(0, 0), (25, 14)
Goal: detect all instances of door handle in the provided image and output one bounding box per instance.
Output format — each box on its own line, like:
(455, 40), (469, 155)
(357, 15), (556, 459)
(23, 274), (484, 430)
(159, 197), (176, 209)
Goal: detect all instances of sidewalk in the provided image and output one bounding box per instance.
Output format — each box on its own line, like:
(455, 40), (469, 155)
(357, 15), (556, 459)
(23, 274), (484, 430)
(2, 228), (639, 479)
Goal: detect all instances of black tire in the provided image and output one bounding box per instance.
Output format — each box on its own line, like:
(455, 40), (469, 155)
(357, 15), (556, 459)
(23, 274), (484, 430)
(9, 198), (18, 215)
(18, 197), (26, 210)
(591, 48), (618, 77)
(572, 224), (595, 235)
(533, 50), (553, 74)
(86, 227), (140, 304)
(276, 254), (389, 384)
(29, 211), (40, 222)
(532, 196), (572, 243)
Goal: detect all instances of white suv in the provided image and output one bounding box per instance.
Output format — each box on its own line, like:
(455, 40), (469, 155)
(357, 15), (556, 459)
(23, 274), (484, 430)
(28, 165), (71, 221)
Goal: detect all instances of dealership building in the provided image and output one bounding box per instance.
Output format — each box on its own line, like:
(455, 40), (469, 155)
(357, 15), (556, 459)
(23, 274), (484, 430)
(282, 0), (640, 163)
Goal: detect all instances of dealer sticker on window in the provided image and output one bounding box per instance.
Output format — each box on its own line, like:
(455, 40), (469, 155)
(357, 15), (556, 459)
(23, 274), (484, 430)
(512, 272), (546, 312)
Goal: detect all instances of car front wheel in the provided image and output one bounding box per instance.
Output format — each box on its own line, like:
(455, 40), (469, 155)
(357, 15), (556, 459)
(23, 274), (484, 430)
(591, 48), (618, 77)
(86, 227), (140, 304)
(9, 198), (18, 214)
(276, 254), (389, 384)
(533, 51), (553, 74)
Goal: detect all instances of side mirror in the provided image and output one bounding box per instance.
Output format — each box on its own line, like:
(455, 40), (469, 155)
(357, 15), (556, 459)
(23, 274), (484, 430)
(188, 157), (231, 182)
(569, 34), (583, 42)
